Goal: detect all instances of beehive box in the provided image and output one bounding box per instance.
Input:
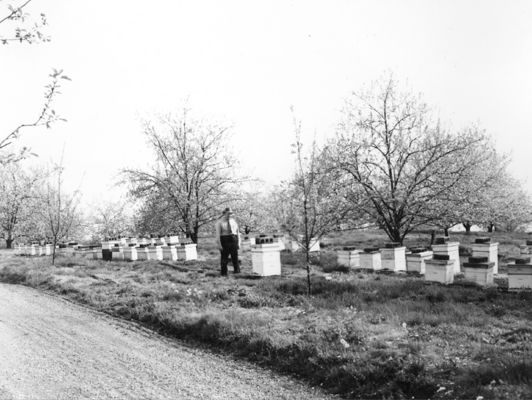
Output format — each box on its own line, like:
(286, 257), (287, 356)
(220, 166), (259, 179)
(360, 248), (382, 271)
(471, 238), (499, 274)
(123, 246), (138, 261)
(252, 243), (281, 276)
(431, 241), (460, 275)
(111, 248), (124, 261)
(241, 236), (255, 252)
(92, 248), (103, 260)
(176, 243), (197, 261)
(147, 246), (163, 261)
(273, 235), (286, 251)
(162, 245), (178, 261)
(165, 235), (180, 245)
(337, 248), (361, 268)
(425, 256), (454, 284)
(406, 250), (433, 274)
(508, 258), (532, 290)
(380, 244), (406, 272)
(43, 244), (53, 256)
(136, 247), (149, 261)
(463, 257), (494, 286)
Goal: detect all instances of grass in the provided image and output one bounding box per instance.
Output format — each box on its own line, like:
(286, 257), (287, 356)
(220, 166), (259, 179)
(1, 230), (531, 399)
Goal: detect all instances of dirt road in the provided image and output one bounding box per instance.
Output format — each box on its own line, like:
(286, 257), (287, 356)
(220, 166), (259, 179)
(0, 283), (333, 400)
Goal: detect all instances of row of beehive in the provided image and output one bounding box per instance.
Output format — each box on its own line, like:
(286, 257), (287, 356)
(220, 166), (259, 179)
(100, 243), (197, 262)
(101, 235), (181, 250)
(16, 244), (56, 256)
(242, 235), (320, 252)
(336, 238), (531, 290)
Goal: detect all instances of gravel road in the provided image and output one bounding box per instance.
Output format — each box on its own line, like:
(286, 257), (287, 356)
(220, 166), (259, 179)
(0, 283), (334, 400)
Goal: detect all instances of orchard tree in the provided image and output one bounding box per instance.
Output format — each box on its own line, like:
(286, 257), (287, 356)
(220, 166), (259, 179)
(462, 174), (532, 232)
(123, 108), (242, 243)
(233, 190), (279, 235)
(0, 163), (44, 247)
(132, 193), (178, 236)
(1, 1), (69, 164)
(424, 139), (507, 235)
(40, 158), (82, 264)
(90, 199), (133, 239)
(332, 76), (497, 244)
(281, 113), (360, 295)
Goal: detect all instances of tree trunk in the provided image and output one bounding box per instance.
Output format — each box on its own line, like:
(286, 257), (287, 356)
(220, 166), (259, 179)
(386, 227), (403, 245)
(305, 249), (311, 296)
(52, 238), (57, 265)
(487, 223), (494, 233)
(430, 230), (435, 246)
(463, 222), (472, 234)
(189, 230), (198, 244)
(444, 227), (449, 237)
(5, 237), (14, 249)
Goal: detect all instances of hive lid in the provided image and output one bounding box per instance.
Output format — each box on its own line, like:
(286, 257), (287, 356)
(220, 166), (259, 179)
(410, 247), (428, 254)
(385, 242), (401, 248)
(363, 247), (380, 253)
(468, 256), (489, 263)
(434, 237), (450, 245)
(474, 237), (491, 244)
(342, 246), (358, 251)
(463, 262), (494, 269)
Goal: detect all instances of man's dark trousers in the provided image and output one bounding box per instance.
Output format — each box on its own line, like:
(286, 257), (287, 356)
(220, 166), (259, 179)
(220, 234), (240, 275)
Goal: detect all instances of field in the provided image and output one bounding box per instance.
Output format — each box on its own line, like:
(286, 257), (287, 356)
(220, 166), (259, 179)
(0, 230), (531, 399)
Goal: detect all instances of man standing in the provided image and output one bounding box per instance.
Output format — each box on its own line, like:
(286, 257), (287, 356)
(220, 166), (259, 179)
(215, 207), (241, 276)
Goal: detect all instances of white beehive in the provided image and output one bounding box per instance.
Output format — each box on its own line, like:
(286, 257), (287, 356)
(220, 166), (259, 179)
(508, 261), (532, 290)
(360, 250), (382, 271)
(241, 237), (254, 252)
(165, 235), (180, 245)
(138, 238), (149, 246)
(406, 250), (433, 274)
(147, 246), (163, 261)
(44, 244), (53, 256)
(162, 245), (178, 261)
(471, 239), (499, 274)
(463, 262), (494, 286)
(176, 243), (197, 261)
(380, 245), (406, 272)
(252, 242), (281, 276)
(337, 249), (361, 268)
(425, 258), (454, 284)
(136, 247), (149, 260)
(111, 248), (124, 261)
(123, 246), (138, 261)
(92, 248), (102, 260)
(431, 241), (460, 275)
(273, 236), (286, 251)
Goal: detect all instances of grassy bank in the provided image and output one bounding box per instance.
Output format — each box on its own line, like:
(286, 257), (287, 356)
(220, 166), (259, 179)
(1, 231), (531, 399)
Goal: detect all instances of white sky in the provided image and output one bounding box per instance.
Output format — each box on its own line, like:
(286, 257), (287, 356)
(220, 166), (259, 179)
(2, 0), (532, 207)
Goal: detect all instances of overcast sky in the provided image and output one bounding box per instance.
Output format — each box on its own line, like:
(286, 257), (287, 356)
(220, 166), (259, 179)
(2, 0), (532, 206)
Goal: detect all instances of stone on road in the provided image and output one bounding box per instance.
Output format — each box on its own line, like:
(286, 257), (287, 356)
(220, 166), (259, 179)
(0, 283), (333, 400)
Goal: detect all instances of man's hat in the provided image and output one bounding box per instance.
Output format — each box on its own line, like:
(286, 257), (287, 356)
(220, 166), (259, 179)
(223, 207), (233, 214)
